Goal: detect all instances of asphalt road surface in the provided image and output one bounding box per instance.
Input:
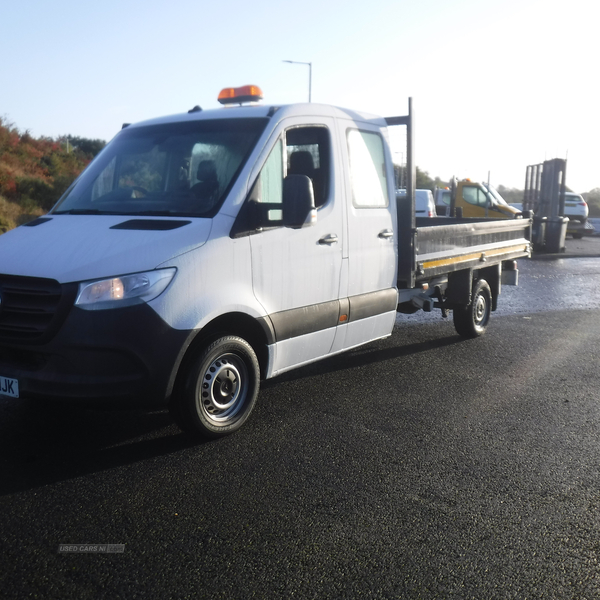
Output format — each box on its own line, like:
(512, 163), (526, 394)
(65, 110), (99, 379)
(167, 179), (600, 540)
(2, 237), (600, 599)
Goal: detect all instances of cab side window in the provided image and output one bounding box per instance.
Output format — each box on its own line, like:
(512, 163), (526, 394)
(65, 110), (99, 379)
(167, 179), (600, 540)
(252, 139), (284, 223)
(463, 186), (488, 207)
(259, 139), (284, 205)
(286, 126), (330, 208)
(231, 126), (330, 237)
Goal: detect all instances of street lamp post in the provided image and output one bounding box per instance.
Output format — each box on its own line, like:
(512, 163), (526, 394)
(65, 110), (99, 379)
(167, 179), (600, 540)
(283, 60), (312, 102)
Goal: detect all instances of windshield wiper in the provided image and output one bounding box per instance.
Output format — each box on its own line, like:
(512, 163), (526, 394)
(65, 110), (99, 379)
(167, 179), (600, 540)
(130, 210), (176, 216)
(52, 208), (104, 215)
(131, 210), (207, 217)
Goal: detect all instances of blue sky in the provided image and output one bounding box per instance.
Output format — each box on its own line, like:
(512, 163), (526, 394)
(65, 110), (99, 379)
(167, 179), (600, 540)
(2, 0), (597, 192)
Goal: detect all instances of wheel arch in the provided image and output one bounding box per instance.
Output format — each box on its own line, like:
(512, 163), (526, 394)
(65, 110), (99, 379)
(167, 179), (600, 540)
(478, 264), (501, 311)
(446, 265), (500, 311)
(172, 312), (272, 398)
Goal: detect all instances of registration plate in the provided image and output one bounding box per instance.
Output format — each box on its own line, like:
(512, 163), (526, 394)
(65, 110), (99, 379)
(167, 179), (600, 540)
(0, 375), (19, 398)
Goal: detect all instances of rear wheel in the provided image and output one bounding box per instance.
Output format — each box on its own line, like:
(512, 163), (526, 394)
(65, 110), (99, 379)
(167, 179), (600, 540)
(170, 336), (260, 439)
(453, 279), (492, 338)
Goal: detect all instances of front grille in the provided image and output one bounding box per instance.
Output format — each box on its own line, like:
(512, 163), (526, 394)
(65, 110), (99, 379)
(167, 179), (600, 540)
(0, 275), (76, 343)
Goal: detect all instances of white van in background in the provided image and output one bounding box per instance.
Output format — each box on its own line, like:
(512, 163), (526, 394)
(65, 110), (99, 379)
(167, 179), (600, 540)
(396, 188), (437, 217)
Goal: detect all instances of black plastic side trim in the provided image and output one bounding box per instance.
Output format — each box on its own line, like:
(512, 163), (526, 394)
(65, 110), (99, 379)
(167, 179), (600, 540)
(256, 316), (276, 346)
(270, 300), (339, 342)
(348, 288), (398, 322)
(266, 288), (398, 343)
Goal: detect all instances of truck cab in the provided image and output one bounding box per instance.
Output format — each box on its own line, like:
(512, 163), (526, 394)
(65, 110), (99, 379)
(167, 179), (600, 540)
(434, 186), (451, 216)
(0, 86), (399, 438)
(451, 179), (521, 219)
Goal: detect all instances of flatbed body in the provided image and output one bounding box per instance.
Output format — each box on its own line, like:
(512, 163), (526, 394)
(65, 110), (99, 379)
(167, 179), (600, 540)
(414, 217), (531, 280)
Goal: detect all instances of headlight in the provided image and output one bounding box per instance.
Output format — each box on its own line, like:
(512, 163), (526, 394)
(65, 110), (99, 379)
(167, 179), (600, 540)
(75, 268), (176, 310)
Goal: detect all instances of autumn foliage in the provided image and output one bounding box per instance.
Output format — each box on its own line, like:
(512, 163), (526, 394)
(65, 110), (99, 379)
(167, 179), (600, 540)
(0, 117), (105, 232)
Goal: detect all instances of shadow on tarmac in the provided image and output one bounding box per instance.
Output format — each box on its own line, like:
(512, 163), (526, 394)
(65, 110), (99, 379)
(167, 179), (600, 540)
(0, 399), (201, 496)
(1, 330), (462, 496)
(265, 332), (462, 387)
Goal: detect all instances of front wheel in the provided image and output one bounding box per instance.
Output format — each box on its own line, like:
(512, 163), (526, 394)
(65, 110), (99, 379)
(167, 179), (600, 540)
(170, 336), (260, 439)
(453, 279), (492, 338)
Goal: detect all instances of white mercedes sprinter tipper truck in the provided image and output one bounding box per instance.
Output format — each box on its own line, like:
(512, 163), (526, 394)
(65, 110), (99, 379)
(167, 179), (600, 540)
(0, 87), (531, 438)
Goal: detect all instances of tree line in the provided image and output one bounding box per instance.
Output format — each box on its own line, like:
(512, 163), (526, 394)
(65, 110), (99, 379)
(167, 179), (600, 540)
(0, 117), (105, 232)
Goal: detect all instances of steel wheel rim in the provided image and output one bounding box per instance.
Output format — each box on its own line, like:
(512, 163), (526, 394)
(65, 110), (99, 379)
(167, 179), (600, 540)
(198, 353), (248, 423)
(474, 293), (488, 327)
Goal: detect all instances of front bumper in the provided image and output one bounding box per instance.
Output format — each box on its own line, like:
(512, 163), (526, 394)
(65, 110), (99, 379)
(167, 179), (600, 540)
(0, 303), (193, 407)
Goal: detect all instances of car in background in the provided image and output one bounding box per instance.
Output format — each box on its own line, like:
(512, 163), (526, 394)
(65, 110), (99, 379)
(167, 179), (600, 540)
(564, 193), (591, 239)
(510, 194), (592, 238)
(396, 189), (437, 217)
(563, 192), (588, 223)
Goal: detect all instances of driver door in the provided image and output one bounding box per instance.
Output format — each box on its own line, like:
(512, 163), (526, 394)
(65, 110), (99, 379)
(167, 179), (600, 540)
(243, 119), (344, 376)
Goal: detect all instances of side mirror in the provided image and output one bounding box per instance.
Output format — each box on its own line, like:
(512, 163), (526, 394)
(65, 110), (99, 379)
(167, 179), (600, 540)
(283, 174), (317, 228)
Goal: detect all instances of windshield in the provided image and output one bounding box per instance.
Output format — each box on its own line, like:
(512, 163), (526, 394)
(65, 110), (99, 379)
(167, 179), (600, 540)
(483, 183), (510, 207)
(52, 118), (268, 217)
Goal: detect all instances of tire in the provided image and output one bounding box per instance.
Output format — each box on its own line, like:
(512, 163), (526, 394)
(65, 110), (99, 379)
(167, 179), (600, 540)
(573, 233), (584, 239)
(453, 279), (492, 338)
(170, 336), (260, 439)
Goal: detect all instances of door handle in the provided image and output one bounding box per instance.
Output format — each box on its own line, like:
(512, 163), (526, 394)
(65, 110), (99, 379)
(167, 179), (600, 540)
(378, 229), (393, 239)
(319, 234), (339, 245)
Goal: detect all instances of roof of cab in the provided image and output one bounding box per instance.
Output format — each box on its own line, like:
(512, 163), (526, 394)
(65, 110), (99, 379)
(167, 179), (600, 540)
(124, 102), (389, 131)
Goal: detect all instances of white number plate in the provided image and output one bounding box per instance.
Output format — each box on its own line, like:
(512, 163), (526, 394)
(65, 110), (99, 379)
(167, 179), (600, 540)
(0, 375), (19, 398)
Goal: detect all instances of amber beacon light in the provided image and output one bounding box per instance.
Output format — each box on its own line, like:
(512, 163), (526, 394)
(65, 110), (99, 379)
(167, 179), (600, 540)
(218, 85), (264, 105)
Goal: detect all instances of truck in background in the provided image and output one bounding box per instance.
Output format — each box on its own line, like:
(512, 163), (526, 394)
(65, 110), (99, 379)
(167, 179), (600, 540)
(0, 90), (531, 439)
(437, 178), (522, 219)
(434, 186), (451, 216)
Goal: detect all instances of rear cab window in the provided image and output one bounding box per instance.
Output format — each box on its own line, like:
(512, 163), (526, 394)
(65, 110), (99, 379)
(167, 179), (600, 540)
(346, 129), (389, 208)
